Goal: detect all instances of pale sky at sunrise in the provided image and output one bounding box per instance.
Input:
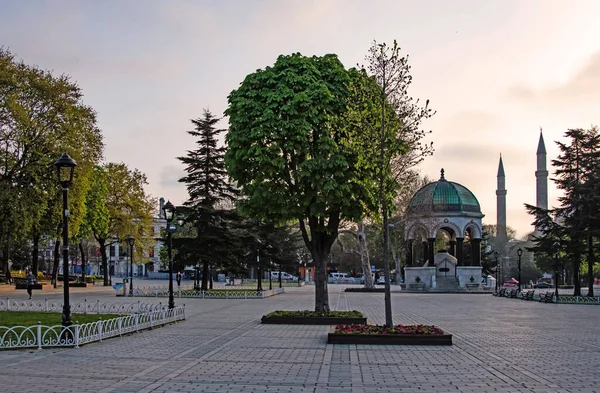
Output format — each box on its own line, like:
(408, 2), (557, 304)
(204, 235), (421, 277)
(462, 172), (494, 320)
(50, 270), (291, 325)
(1, 0), (599, 238)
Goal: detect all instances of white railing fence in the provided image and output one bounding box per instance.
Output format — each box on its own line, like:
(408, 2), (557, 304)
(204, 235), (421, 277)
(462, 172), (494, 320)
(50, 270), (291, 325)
(0, 298), (167, 314)
(0, 306), (185, 350)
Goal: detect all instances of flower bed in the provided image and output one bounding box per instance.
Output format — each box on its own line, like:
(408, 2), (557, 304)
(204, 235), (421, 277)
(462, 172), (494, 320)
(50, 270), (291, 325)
(328, 324), (452, 345)
(261, 310), (367, 325)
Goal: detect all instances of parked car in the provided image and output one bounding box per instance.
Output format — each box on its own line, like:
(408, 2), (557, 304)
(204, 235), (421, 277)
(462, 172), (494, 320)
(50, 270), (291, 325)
(270, 272), (296, 282)
(533, 282), (551, 289)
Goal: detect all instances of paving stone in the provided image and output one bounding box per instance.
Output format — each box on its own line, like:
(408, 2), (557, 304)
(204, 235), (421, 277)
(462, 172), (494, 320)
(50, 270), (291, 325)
(0, 285), (599, 392)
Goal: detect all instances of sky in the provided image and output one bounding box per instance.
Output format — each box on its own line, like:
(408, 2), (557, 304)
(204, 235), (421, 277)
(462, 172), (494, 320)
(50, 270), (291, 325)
(1, 0), (599, 238)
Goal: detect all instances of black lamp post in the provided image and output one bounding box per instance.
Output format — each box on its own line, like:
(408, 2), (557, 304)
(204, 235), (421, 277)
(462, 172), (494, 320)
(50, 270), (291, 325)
(162, 201), (177, 309)
(127, 235), (135, 296)
(195, 263), (200, 290)
(553, 241), (560, 301)
(54, 153), (76, 329)
(517, 248), (523, 292)
(494, 251), (499, 291)
(256, 247), (262, 292)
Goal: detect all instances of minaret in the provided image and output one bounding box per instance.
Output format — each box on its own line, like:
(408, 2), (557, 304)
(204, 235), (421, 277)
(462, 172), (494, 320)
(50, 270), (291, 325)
(536, 129), (548, 210)
(496, 155), (508, 248)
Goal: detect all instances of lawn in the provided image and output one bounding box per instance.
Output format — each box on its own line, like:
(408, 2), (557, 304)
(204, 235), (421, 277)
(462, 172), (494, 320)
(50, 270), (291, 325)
(0, 311), (123, 327)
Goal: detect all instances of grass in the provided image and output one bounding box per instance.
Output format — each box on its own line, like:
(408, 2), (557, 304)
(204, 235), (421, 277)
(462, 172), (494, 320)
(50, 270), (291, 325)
(265, 310), (364, 318)
(0, 311), (123, 327)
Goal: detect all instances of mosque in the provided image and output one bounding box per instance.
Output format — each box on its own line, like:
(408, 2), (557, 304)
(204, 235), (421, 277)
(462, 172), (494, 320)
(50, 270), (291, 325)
(402, 131), (548, 290)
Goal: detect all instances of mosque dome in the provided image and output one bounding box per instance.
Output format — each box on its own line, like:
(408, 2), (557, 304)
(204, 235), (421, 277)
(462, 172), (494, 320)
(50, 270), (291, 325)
(408, 169), (481, 215)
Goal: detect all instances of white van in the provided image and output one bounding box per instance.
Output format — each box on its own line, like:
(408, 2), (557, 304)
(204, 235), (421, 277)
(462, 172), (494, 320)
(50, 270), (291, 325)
(270, 271), (296, 281)
(328, 272), (355, 284)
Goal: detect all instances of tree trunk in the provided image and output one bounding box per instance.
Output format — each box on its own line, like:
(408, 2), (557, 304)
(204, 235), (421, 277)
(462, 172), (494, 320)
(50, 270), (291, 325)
(99, 238), (109, 286)
(587, 235), (594, 296)
(32, 231), (40, 276)
(79, 242), (87, 284)
(209, 265), (213, 290)
(573, 258), (582, 296)
(357, 221), (374, 289)
(299, 216), (339, 313)
(201, 260), (209, 291)
(52, 239), (60, 288)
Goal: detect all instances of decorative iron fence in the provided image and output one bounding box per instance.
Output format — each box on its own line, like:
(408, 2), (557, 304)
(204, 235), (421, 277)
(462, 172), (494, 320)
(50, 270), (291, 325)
(556, 295), (600, 305)
(130, 287), (285, 299)
(0, 298), (167, 314)
(0, 306), (185, 350)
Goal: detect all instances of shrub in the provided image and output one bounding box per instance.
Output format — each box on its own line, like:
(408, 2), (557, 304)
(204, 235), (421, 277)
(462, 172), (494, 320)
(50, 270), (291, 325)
(334, 324), (444, 335)
(265, 310), (363, 318)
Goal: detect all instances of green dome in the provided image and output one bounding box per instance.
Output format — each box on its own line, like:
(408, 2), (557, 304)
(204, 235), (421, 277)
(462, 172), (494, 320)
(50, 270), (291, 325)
(408, 169), (481, 214)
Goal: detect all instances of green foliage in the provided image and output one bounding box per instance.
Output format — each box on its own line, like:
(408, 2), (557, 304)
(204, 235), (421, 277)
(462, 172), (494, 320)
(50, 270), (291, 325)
(333, 324), (444, 335)
(265, 310), (363, 318)
(0, 311), (122, 327)
(0, 48), (103, 278)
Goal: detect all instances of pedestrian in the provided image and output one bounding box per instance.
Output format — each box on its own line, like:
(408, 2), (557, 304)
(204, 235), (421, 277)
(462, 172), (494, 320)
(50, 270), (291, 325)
(26, 270), (35, 300)
(176, 271), (182, 288)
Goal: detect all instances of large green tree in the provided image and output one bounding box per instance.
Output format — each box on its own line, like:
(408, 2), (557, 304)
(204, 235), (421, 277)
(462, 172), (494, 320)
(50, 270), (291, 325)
(225, 53), (395, 312)
(0, 48), (103, 280)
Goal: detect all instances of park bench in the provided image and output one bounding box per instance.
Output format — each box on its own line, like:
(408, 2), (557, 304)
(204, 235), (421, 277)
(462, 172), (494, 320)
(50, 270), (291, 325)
(539, 292), (554, 303)
(521, 290), (535, 300)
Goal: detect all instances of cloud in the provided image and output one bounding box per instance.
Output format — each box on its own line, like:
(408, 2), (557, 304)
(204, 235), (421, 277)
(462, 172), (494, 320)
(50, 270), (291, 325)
(508, 51), (600, 105)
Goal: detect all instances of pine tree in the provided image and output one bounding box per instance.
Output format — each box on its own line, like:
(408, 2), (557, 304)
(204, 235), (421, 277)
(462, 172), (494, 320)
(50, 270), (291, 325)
(178, 109), (239, 290)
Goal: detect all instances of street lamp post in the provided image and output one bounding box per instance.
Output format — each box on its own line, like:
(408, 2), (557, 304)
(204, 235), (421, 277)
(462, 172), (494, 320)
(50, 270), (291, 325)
(162, 201), (179, 309)
(54, 153), (77, 329)
(517, 248), (523, 292)
(256, 248), (262, 292)
(195, 263), (200, 290)
(494, 251), (499, 291)
(127, 235), (135, 296)
(279, 262), (282, 289)
(553, 241), (560, 301)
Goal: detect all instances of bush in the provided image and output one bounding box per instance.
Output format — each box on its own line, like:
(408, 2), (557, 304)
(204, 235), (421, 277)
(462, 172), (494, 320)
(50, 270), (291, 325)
(265, 310), (363, 318)
(334, 324), (445, 335)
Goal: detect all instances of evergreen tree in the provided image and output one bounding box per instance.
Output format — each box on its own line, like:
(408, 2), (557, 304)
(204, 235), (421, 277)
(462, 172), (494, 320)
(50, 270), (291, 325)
(178, 109), (238, 290)
(526, 126), (600, 296)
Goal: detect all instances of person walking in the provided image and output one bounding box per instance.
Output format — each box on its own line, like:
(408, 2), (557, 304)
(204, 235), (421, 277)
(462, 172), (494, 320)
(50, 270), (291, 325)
(176, 272), (182, 288)
(26, 270), (35, 300)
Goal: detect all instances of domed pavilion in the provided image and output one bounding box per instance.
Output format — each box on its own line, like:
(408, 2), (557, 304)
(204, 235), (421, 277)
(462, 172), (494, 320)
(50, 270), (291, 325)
(403, 169), (485, 290)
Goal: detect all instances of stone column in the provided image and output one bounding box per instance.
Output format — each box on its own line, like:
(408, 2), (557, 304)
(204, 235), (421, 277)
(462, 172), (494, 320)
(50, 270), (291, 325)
(407, 239), (414, 267)
(456, 238), (464, 266)
(427, 238), (436, 266)
(472, 238), (482, 266)
(449, 240), (456, 257)
(422, 240), (428, 266)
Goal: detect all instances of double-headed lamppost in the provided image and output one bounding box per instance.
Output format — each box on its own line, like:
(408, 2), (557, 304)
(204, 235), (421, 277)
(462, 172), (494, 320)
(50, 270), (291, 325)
(127, 235), (135, 296)
(162, 201), (183, 309)
(517, 248), (523, 292)
(553, 241), (560, 301)
(494, 251), (499, 291)
(54, 153), (77, 329)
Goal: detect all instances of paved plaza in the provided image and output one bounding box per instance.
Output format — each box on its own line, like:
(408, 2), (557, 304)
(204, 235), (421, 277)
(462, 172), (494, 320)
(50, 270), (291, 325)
(0, 284), (599, 393)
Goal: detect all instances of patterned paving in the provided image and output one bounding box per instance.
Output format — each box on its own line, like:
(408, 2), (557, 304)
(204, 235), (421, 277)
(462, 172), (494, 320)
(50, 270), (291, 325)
(0, 285), (599, 392)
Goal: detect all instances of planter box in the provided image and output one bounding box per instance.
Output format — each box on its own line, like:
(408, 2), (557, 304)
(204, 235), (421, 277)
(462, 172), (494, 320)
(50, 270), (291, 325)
(328, 326), (452, 345)
(261, 315), (367, 325)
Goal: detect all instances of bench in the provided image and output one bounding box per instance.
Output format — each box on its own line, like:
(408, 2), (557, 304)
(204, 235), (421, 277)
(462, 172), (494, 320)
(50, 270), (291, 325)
(539, 292), (554, 303)
(521, 290), (535, 300)
(506, 288), (518, 298)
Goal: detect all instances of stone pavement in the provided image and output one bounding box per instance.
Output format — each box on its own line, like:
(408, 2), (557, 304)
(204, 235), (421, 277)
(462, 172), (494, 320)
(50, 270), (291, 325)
(0, 285), (599, 393)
